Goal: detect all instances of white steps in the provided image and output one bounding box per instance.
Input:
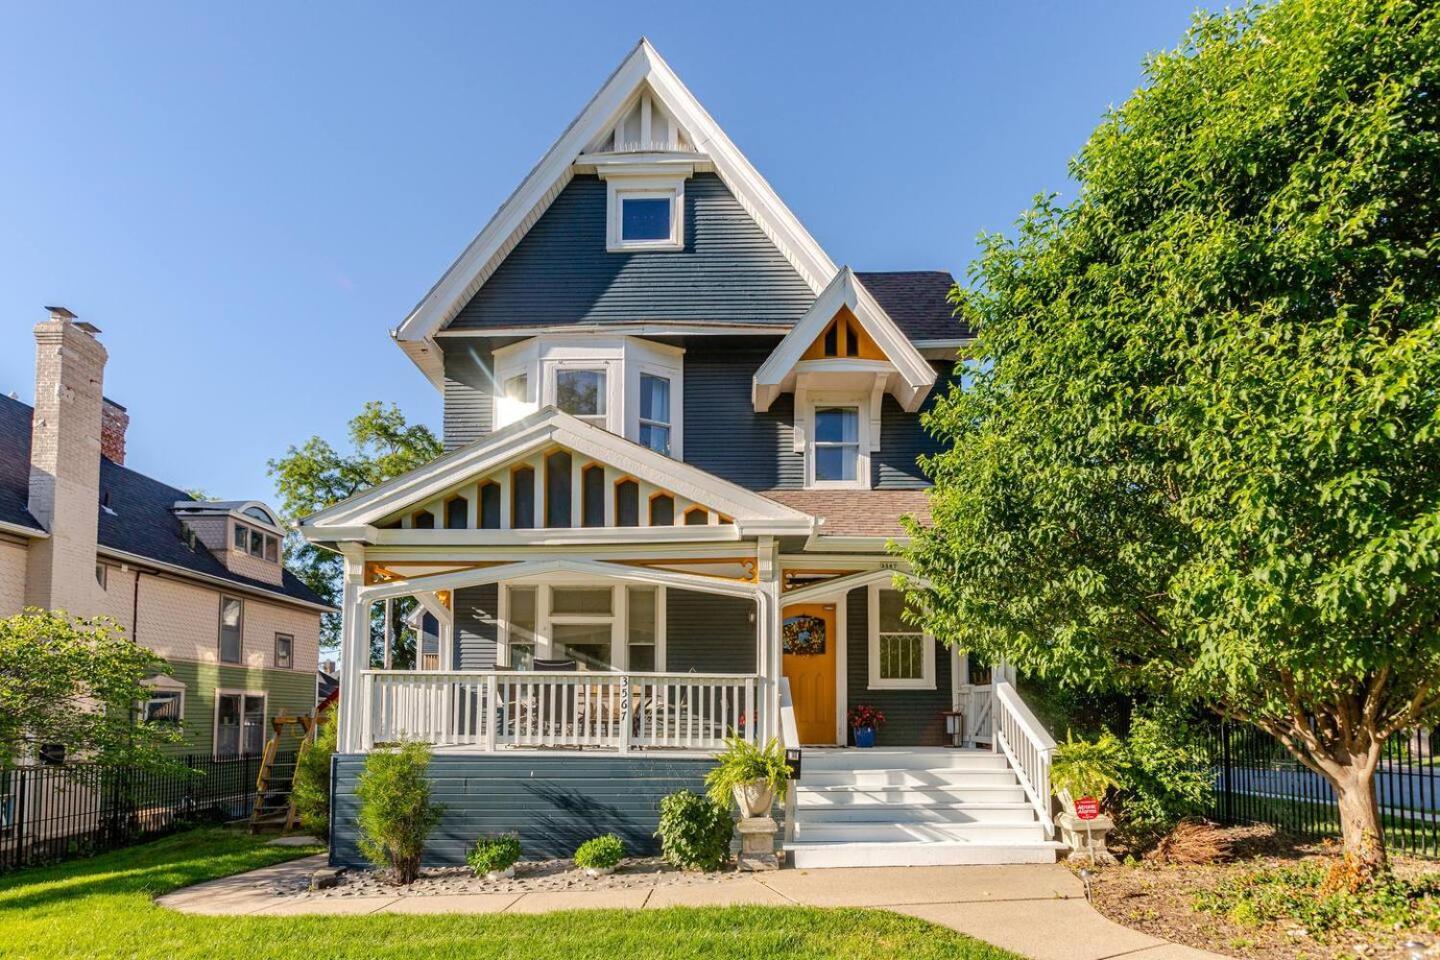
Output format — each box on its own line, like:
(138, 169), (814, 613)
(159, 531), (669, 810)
(784, 748), (1060, 869)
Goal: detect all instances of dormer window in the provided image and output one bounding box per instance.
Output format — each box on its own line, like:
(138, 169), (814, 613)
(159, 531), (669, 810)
(621, 196), (672, 242)
(233, 521), (280, 563)
(804, 395), (871, 490)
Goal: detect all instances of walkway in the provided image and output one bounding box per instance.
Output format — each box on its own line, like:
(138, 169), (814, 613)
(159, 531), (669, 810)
(157, 854), (1221, 960)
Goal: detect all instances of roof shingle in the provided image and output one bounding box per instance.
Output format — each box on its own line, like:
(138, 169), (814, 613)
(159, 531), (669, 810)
(855, 271), (971, 342)
(760, 489), (931, 539)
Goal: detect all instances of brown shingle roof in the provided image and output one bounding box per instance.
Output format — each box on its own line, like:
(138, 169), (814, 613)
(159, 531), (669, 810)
(760, 489), (931, 539)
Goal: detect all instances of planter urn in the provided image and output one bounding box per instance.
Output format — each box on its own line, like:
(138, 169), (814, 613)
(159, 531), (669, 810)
(733, 781), (774, 818)
(853, 725), (877, 748)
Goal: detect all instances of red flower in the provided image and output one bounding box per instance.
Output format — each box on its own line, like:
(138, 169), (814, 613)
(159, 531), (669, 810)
(848, 705), (887, 729)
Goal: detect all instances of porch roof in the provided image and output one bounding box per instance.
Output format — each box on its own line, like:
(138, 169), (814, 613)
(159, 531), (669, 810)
(762, 489), (930, 539)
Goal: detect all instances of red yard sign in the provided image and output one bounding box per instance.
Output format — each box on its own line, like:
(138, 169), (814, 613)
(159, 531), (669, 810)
(1074, 796), (1100, 820)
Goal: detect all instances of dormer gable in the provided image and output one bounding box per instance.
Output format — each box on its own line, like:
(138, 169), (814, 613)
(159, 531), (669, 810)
(171, 499), (286, 586)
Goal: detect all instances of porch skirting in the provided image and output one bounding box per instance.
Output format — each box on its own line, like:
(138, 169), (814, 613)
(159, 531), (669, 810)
(329, 753), (715, 866)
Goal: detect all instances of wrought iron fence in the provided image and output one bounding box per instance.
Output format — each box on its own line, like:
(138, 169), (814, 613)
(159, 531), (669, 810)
(0, 752), (295, 873)
(1205, 722), (1439, 858)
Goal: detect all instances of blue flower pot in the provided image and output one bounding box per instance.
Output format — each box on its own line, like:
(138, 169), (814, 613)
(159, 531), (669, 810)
(854, 725), (877, 748)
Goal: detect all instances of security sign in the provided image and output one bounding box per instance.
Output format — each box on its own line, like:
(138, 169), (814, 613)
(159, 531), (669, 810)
(1074, 796), (1100, 820)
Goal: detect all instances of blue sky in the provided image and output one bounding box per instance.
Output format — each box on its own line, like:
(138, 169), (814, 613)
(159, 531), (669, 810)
(0, 1), (1221, 506)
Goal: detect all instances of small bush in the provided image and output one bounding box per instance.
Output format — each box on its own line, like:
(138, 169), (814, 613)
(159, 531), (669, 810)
(291, 717), (336, 840)
(656, 789), (732, 872)
(467, 834), (522, 876)
(573, 833), (625, 871)
(1117, 703), (1213, 846)
(355, 740), (442, 884)
(704, 736), (789, 809)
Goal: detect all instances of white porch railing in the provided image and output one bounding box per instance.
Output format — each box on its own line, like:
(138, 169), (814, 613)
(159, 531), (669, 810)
(361, 670), (758, 753)
(992, 680), (1057, 835)
(777, 677), (800, 844)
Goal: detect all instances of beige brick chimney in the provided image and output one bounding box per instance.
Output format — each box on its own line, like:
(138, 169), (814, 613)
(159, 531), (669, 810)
(24, 307), (107, 614)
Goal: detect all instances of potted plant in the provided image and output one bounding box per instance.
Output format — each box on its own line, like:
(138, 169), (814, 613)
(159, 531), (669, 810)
(573, 833), (625, 877)
(704, 735), (789, 817)
(467, 833), (522, 880)
(848, 705), (887, 748)
(1050, 731), (1126, 814)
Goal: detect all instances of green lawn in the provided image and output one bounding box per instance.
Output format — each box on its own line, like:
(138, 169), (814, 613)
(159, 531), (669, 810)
(0, 829), (1020, 960)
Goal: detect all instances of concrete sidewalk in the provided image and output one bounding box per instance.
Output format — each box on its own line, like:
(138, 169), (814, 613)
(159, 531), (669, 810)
(156, 855), (1220, 960)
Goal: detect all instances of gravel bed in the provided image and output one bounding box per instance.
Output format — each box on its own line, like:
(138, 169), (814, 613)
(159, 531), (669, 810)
(274, 858), (742, 898)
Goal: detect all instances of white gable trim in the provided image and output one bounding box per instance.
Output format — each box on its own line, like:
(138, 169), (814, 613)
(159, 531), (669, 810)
(395, 39), (837, 357)
(752, 267), (936, 413)
(300, 407), (813, 533)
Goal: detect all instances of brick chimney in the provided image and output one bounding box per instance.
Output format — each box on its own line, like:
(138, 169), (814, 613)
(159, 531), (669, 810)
(101, 398), (129, 465)
(25, 307), (107, 613)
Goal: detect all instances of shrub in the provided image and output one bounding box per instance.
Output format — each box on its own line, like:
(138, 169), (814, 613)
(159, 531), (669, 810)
(290, 717), (336, 840)
(1051, 731), (1126, 802)
(355, 740), (442, 884)
(656, 789), (732, 872)
(704, 736), (789, 810)
(573, 833), (625, 871)
(467, 834), (522, 876)
(1117, 703), (1213, 845)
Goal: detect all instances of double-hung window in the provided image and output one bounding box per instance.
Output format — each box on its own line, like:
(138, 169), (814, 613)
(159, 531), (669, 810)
(274, 633), (293, 669)
(218, 596), (243, 664)
(638, 374), (671, 456)
(868, 585), (935, 689)
(555, 369), (607, 427)
(814, 406), (861, 484)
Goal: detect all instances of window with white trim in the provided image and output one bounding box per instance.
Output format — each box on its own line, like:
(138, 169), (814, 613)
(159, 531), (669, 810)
(555, 368), (607, 426)
(606, 179), (685, 252)
(868, 584), (935, 689)
(499, 583), (666, 672)
(141, 688), (184, 725)
(218, 596), (243, 664)
(803, 395), (871, 489)
(215, 691), (265, 757)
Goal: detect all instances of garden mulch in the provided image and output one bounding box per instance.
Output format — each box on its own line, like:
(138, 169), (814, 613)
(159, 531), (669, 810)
(1083, 825), (1440, 960)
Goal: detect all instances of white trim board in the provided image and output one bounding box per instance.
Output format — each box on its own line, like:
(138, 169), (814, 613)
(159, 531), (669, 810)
(394, 39), (839, 387)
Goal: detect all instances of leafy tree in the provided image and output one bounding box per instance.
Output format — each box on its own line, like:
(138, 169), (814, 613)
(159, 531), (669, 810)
(904, 0), (1440, 877)
(269, 402), (442, 658)
(0, 610), (181, 769)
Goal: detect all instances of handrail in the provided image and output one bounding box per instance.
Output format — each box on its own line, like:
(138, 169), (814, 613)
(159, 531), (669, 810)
(992, 680), (1057, 836)
(361, 669), (759, 681)
(777, 677), (799, 844)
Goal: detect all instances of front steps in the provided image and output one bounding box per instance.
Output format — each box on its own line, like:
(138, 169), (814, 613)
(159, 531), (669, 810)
(784, 748), (1062, 868)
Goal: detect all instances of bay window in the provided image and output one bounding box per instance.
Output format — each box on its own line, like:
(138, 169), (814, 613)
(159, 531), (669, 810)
(555, 369), (607, 426)
(638, 373), (671, 455)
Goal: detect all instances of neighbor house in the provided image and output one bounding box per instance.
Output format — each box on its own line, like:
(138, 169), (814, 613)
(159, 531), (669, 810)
(0, 309), (330, 758)
(302, 40), (1060, 868)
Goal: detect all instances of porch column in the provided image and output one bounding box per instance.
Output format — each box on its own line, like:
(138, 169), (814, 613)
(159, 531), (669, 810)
(756, 536), (782, 743)
(337, 545), (370, 754)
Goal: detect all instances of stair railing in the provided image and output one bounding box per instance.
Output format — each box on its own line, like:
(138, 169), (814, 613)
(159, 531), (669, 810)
(991, 681), (1057, 836)
(778, 677), (800, 845)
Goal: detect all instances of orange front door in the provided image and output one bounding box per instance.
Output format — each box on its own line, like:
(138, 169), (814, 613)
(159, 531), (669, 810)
(781, 603), (837, 745)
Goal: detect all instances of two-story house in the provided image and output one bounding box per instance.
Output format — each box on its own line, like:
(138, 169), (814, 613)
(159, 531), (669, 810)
(0, 309), (330, 758)
(303, 40), (1060, 868)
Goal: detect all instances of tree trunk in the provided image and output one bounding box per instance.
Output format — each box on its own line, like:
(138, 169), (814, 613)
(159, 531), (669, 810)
(1323, 760), (1387, 887)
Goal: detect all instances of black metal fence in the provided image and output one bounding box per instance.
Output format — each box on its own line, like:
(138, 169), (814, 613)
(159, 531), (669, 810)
(0, 752), (295, 873)
(1205, 722), (1439, 857)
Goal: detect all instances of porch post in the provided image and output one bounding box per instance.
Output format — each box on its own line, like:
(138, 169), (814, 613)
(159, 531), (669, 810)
(756, 536), (782, 743)
(382, 597), (393, 670)
(338, 545), (370, 754)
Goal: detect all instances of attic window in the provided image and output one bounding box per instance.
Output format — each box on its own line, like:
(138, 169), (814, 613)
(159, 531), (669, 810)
(607, 181), (685, 252)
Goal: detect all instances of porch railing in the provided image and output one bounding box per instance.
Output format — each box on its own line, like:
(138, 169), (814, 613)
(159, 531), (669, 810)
(361, 670), (758, 753)
(992, 680), (1057, 835)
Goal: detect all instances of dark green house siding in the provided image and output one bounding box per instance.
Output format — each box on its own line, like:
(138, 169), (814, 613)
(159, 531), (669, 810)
(162, 660), (316, 757)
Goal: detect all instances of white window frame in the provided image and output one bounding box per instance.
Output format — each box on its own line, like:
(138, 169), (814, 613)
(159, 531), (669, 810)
(140, 676), (186, 726)
(498, 579), (667, 672)
(867, 583), (935, 690)
(213, 689), (267, 759)
(218, 595), (244, 665)
(549, 364), (611, 428)
(636, 369), (673, 457)
(606, 177), (685, 253)
(804, 393), (872, 490)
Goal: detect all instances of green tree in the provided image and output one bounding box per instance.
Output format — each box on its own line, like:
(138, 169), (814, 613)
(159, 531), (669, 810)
(269, 402), (442, 657)
(0, 610), (181, 769)
(291, 715), (337, 839)
(904, 0), (1440, 877)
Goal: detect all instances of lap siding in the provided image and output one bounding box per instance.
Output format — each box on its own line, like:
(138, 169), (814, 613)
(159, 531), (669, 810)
(844, 587), (952, 747)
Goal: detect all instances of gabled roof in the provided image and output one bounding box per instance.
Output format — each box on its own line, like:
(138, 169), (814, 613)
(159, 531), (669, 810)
(302, 405), (813, 538)
(751, 267), (937, 412)
(0, 394), (328, 609)
(394, 38), (839, 382)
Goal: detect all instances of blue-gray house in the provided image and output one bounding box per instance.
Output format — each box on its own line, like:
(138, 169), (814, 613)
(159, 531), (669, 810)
(303, 39), (1060, 869)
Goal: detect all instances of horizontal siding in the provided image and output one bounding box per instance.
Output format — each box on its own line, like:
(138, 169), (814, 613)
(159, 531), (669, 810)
(451, 174), (816, 330)
(331, 753), (713, 865)
(873, 360), (955, 489)
(845, 588), (952, 746)
(442, 341), (494, 450)
(164, 660), (316, 756)
(682, 342), (803, 489)
(666, 590), (756, 673)
(453, 584), (499, 670)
